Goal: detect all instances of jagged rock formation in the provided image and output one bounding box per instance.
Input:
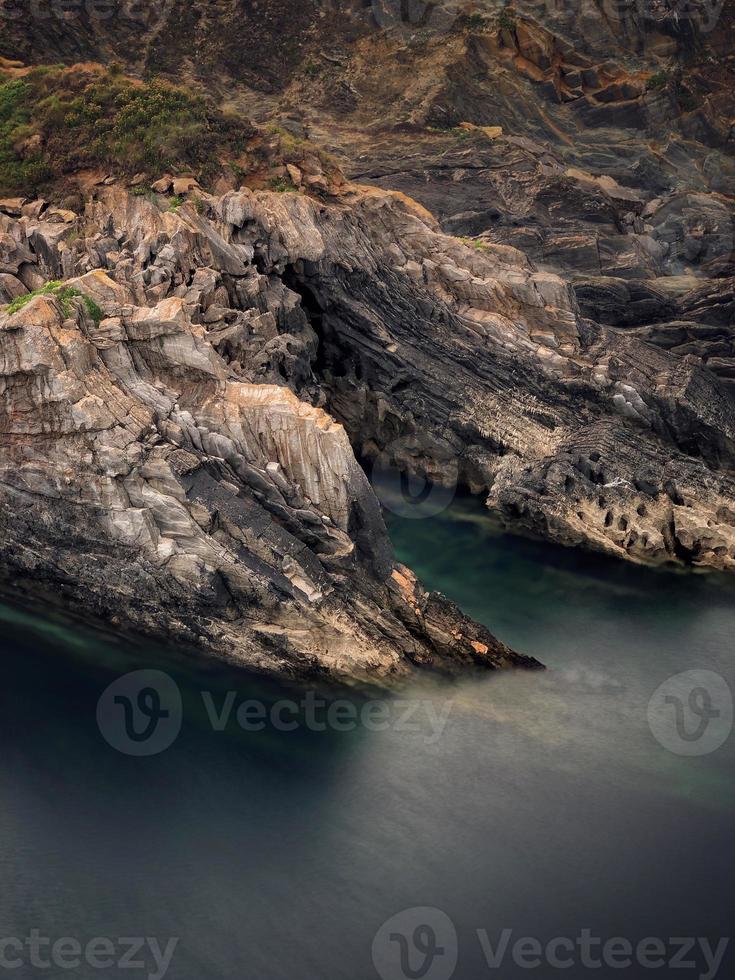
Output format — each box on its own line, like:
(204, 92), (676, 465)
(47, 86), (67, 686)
(0, 190), (541, 682)
(2, 180), (735, 605)
(1, 0), (734, 679)
(320, 4), (735, 384)
(352, 130), (735, 384)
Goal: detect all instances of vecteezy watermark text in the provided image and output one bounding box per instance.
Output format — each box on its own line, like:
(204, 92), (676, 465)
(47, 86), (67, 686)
(0, 0), (171, 23)
(199, 689), (452, 744)
(0, 932), (178, 979)
(373, 909), (730, 980)
(476, 929), (728, 977)
(97, 669), (454, 755)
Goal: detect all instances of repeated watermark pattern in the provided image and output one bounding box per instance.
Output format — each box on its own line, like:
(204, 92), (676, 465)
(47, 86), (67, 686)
(370, 0), (728, 34)
(598, 0), (727, 32)
(0, 0), (727, 33)
(97, 669), (454, 755)
(96, 666), (734, 758)
(0, 932), (178, 979)
(0, 0), (175, 23)
(373, 909), (730, 979)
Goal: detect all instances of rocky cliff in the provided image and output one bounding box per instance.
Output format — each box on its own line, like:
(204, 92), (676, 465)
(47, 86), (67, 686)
(0, 0), (734, 679)
(0, 187), (544, 682)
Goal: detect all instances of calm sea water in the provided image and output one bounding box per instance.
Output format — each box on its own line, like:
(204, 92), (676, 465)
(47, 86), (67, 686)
(1, 494), (734, 979)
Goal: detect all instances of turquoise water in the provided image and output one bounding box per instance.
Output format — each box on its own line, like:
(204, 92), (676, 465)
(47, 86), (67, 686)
(1, 494), (734, 979)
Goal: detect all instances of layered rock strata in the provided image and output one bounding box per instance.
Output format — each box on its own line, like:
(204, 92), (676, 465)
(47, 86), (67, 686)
(0, 189), (545, 682)
(2, 180), (735, 621)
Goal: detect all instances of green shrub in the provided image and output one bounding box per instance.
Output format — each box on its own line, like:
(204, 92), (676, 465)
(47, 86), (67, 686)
(0, 78), (53, 194)
(265, 124), (309, 159)
(465, 12), (488, 30)
(498, 9), (516, 31)
(646, 70), (669, 91)
(0, 65), (254, 197)
(5, 281), (103, 323)
(462, 237), (493, 252)
(82, 295), (104, 325)
(6, 280), (64, 315)
(268, 175), (295, 193)
(231, 162), (248, 182)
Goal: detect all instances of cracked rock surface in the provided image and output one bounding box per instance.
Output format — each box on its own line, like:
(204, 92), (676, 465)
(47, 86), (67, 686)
(0, 188), (546, 683)
(2, 176), (735, 686)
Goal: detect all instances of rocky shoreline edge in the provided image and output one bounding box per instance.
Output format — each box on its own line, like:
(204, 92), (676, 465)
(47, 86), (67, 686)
(2, 180), (734, 681)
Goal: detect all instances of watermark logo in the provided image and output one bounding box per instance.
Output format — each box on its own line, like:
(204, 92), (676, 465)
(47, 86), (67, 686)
(97, 669), (183, 757)
(666, 0), (728, 31)
(372, 907), (458, 980)
(372, 915), (730, 977)
(598, 0), (727, 32)
(97, 672), (454, 754)
(647, 669), (733, 756)
(369, 0), (464, 32)
(369, 438), (458, 520)
(651, 195), (734, 278)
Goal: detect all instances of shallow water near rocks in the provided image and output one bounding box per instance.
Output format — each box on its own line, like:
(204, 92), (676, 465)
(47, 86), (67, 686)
(1, 494), (734, 979)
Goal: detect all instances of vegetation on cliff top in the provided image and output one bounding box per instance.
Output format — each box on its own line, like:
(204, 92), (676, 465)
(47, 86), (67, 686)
(0, 64), (253, 197)
(4, 281), (103, 324)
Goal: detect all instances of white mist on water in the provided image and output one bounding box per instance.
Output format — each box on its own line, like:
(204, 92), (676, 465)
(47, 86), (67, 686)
(0, 497), (733, 979)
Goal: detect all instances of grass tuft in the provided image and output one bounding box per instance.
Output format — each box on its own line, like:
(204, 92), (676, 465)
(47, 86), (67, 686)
(5, 281), (103, 324)
(268, 175), (295, 193)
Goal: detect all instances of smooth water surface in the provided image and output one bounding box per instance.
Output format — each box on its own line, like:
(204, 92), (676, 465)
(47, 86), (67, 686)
(1, 495), (734, 979)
